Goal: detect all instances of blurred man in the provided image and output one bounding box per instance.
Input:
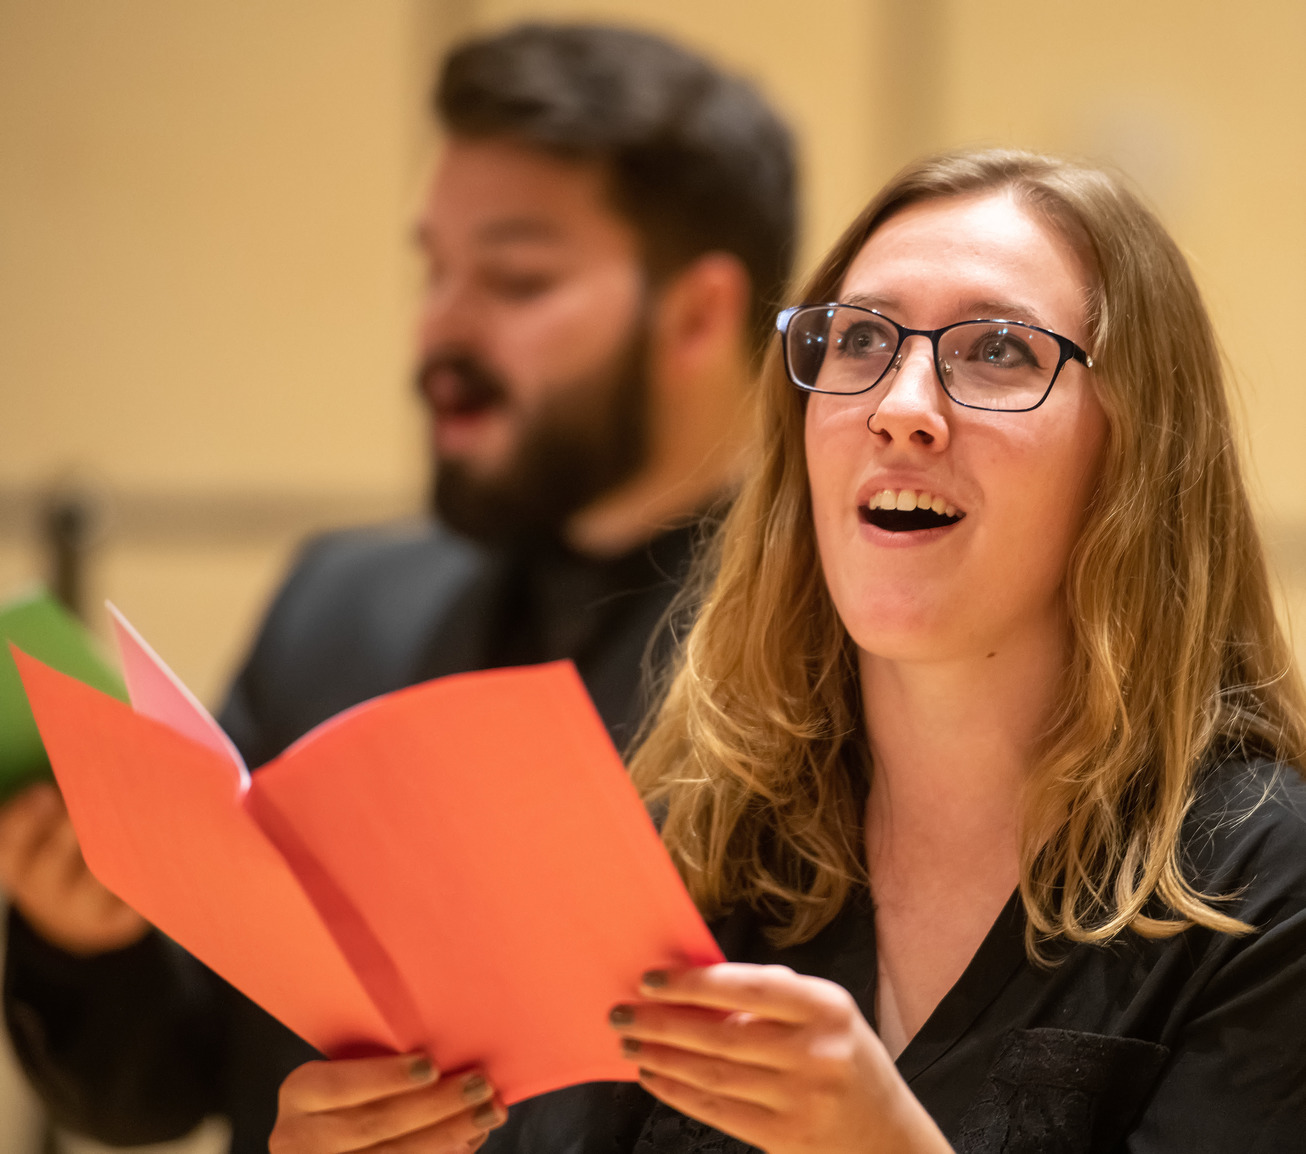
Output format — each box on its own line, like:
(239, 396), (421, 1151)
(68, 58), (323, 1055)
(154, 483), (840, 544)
(0, 22), (796, 1154)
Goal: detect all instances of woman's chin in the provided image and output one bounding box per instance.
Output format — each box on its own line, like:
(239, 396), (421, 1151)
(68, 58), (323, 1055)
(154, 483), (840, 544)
(849, 626), (962, 666)
(844, 606), (1011, 667)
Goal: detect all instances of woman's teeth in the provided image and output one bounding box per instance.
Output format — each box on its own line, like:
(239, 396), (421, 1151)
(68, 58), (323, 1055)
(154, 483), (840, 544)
(867, 489), (959, 518)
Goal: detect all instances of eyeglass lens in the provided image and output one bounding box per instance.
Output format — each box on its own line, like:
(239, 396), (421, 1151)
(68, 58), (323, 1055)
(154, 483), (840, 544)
(786, 307), (1063, 411)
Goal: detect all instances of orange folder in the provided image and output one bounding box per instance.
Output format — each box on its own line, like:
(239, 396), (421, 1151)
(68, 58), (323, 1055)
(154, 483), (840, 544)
(13, 610), (722, 1104)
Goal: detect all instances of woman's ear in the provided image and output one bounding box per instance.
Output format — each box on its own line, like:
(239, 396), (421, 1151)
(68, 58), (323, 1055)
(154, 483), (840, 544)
(648, 251), (752, 390)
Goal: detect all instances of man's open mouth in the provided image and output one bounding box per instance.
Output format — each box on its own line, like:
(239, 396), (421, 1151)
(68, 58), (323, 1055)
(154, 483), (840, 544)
(418, 359), (509, 420)
(859, 489), (965, 532)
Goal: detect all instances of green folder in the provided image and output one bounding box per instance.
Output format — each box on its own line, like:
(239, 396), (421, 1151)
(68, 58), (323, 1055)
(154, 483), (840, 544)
(0, 588), (128, 802)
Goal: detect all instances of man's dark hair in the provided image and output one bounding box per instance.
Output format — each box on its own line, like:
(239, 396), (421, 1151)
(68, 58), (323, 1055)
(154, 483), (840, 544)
(436, 23), (798, 349)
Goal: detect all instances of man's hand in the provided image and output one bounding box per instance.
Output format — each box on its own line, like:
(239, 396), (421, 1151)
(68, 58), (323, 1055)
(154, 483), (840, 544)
(0, 782), (148, 955)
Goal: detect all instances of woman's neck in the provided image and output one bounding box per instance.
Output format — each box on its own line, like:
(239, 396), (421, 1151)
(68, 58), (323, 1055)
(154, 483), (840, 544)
(860, 620), (1067, 876)
(860, 623), (1068, 1057)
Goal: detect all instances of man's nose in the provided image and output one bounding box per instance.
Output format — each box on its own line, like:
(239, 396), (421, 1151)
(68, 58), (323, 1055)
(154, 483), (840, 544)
(417, 278), (483, 350)
(866, 335), (950, 447)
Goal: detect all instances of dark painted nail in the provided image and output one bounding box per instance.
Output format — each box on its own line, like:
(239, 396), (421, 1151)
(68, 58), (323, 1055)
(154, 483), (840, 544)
(472, 1100), (502, 1129)
(638, 1067), (656, 1082)
(609, 1004), (636, 1027)
(462, 1073), (490, 1102)
(407, 1056), (435, 1083)
(641, 970), (669, 989)
(621, 1037), (641, 1057)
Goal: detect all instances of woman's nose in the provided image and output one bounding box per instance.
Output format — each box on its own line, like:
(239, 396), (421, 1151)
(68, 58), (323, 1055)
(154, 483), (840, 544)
(866, 336), (950, 448)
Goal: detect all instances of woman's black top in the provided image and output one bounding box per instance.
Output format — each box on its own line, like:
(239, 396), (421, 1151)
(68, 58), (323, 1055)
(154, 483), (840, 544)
(7, 759), (1306, 1153)
(484, 758), (1306, 1154)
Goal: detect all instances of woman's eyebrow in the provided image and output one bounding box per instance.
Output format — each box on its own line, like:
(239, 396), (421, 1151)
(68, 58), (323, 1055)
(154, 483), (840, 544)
(840, 291), (894, 312)
(965, 299), (1052, 327)
(837, 292), (1053, 329)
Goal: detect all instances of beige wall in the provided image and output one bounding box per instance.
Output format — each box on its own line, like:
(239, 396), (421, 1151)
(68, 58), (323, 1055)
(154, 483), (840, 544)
(0, 0), (444, 702)
(2, 0), (1305, 701)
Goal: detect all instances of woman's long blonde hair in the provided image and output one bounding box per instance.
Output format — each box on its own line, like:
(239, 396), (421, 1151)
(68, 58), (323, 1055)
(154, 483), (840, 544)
(630, 149), (1306, 957)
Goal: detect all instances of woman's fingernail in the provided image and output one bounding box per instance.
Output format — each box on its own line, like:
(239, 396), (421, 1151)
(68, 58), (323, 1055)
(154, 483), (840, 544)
(640, 970), (669, 989)
(609, 1004), (635, 1027)
(472, 1100), (503, 1129)
(461, 1073), (491, 1103)
(407, 1055), (436, 1083)
(621, 1038), (641, 1057)
(638, 1067), (656, 1082)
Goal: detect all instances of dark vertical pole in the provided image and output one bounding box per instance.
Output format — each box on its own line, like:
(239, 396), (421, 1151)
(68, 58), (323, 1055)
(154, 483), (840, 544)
(42, 492), (95, 621)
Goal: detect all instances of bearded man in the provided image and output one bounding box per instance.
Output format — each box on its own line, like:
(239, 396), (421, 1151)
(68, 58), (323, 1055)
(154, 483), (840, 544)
(0, 22), (796, 1154)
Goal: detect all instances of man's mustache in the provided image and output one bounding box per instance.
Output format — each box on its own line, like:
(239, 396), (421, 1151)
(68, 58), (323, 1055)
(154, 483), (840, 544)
(415, 353), (511, 412)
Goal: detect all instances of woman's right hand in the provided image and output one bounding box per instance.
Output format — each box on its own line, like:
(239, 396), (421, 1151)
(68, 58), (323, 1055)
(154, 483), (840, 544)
(269, 1053), (506, 1153)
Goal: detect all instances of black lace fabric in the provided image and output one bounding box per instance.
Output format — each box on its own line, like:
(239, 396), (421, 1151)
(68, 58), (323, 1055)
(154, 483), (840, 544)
(955, 1028), (1170, 1154)
(632, 1102), (761, 1154)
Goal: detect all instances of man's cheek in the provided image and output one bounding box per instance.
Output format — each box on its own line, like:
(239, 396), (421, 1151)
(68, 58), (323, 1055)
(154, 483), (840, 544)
(497, 324), (582, 390)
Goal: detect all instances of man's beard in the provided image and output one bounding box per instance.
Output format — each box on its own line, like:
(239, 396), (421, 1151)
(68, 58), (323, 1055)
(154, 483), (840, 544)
(419, 327), (651, 549)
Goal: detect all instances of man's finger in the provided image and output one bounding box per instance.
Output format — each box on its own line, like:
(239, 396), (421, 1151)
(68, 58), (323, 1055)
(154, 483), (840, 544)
(0, 782), (62, 825)
(0, 784), (64, 882)
(49, 813), (94, 891)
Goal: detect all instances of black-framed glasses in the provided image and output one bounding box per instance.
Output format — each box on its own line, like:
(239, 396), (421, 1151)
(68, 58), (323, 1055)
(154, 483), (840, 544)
(776, 303), (1094, 413)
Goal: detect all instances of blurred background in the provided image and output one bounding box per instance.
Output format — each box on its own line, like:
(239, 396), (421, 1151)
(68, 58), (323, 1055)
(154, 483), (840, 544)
(2, 1), (1304, 1150)
(4, 0), (1306, 704)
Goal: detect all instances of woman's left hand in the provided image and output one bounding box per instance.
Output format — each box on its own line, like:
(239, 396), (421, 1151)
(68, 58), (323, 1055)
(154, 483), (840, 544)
(609, 963), (951, 1154)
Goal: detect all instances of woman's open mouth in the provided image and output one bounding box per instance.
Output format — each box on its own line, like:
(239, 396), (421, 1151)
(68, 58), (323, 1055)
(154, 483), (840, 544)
(859, 489), (965, 532)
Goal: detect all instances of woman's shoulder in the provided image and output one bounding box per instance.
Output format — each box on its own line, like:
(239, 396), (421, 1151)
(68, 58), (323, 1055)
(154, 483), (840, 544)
(1184, 756), (1306, 911)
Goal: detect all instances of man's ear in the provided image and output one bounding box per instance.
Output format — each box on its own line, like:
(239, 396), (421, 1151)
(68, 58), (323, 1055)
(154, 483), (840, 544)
(649, 252), (752, 389)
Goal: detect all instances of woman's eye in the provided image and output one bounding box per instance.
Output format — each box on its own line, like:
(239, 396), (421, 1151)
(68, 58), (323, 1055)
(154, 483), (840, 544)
(836, 322), (892, 357)
(971, 332), (1038, 368)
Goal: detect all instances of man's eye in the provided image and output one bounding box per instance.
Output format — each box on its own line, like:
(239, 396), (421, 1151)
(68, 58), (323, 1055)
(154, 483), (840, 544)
(483, 271), (560, 301)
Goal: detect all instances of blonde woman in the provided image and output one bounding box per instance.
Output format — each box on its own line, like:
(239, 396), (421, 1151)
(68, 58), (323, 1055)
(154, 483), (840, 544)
(268, 152), (1306, 1154)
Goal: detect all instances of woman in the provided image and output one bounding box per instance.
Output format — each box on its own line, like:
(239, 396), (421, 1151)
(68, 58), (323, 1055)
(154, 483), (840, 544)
(268, 151), (1306, 1153)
